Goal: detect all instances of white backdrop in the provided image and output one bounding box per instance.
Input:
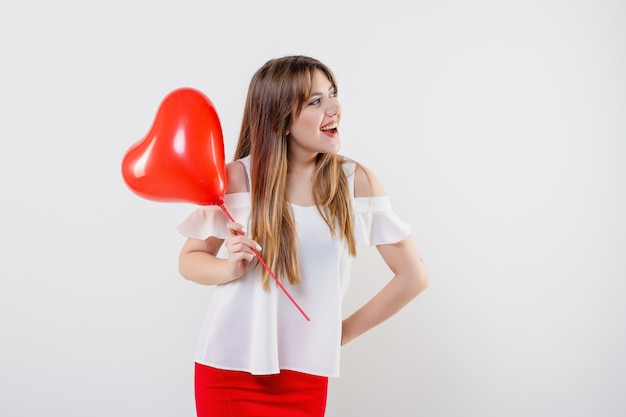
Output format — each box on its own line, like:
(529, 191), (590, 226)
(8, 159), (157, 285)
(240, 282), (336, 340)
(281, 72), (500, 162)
(1, 1), (625, 416)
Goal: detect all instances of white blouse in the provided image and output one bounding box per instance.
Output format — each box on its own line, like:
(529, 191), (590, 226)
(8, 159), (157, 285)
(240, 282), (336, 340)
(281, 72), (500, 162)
(176, 156), (411, 377)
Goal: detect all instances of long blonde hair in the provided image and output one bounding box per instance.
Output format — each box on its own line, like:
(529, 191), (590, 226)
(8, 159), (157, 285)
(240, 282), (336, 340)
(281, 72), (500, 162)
(233, 55), (357, 290)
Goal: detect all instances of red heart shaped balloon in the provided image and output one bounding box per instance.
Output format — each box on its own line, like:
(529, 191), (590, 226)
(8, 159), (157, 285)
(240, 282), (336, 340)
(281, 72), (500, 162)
(122, 88), (310, 321)
(122, 87), (226, 206)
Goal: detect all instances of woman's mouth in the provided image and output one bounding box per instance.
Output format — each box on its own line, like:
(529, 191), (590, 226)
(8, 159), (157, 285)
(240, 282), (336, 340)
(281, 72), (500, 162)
(321, 122), (338, 136)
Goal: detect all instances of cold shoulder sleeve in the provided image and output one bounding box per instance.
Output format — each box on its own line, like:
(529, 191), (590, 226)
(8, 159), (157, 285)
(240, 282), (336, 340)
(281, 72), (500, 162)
(342, 159), (411, 245)
(353, 196), (412, 245)
(176, 192), (251, 240)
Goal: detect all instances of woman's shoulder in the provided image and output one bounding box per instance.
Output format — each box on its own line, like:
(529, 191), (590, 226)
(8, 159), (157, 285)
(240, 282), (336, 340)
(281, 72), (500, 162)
(340, 155), (386, 198)
(225, 158), (250, 194)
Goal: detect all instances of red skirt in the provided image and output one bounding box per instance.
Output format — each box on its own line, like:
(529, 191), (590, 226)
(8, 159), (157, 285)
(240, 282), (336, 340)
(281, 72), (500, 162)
(194, 362), (329, 417)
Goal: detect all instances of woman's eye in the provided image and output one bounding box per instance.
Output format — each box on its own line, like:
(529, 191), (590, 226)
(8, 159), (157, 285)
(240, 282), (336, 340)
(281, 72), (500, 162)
(308, 98), (321, 106)
(330, 90), (337, 98)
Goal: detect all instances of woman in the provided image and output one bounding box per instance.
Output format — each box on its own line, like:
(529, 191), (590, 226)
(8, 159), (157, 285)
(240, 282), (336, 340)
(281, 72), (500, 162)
(177, 55), (429, 417)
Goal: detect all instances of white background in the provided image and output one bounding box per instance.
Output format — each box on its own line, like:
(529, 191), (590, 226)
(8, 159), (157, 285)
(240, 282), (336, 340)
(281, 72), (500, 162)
(1, 1), (625, 416)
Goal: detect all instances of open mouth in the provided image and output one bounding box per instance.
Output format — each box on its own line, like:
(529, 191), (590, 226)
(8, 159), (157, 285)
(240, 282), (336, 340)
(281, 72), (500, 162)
(321, 123), (338, 134)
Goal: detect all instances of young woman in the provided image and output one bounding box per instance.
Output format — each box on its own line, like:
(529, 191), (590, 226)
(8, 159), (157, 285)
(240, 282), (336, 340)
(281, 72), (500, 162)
(177, 55), (429, 417)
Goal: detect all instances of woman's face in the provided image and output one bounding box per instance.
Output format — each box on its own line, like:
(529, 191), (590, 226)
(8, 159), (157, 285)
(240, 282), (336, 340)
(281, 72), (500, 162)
(287, 69), (342, 158)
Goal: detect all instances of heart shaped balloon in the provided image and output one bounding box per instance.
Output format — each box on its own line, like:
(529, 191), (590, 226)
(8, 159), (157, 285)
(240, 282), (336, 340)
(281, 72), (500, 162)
(121, 87), (226, 206)
(121, 87), (310, 321)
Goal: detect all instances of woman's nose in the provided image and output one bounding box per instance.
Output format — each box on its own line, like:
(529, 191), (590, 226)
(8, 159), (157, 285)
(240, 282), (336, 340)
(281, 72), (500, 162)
(326, 101), (341, 117)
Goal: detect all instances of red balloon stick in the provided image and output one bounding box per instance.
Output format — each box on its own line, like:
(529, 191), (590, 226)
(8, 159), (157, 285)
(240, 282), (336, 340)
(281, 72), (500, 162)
(217, 202), (311, 322)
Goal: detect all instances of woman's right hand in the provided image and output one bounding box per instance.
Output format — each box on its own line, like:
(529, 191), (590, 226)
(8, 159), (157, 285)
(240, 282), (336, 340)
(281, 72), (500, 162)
(224, 222), (262, 280)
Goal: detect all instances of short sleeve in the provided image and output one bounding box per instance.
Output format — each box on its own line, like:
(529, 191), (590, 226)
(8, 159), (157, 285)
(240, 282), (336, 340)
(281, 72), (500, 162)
(353, 196), (412, 246)
(176, 192), (251, 240)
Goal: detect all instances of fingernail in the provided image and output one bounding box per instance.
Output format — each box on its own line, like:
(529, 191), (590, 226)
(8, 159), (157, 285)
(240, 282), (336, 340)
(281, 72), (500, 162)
(241, 226), (248, 234)
(255, 244), (262, 251)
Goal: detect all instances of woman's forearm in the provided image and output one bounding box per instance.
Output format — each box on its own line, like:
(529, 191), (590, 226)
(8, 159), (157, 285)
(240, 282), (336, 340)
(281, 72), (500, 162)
(342, 238), (429, 345)
(341, 271), (427, 345)
(178, 250), (234, 285)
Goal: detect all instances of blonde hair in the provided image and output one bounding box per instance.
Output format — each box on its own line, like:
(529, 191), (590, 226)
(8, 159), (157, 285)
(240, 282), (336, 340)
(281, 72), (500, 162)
(234, 55), (357, 290)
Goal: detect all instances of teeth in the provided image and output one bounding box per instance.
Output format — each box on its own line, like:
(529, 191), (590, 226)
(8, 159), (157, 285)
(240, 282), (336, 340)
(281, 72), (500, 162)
(321, 123), (337, 131)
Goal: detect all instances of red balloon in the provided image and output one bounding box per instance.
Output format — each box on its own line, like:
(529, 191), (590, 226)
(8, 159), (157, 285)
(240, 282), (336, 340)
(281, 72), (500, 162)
(122, 88), (310, 321)
(121, 87), (226, 206)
